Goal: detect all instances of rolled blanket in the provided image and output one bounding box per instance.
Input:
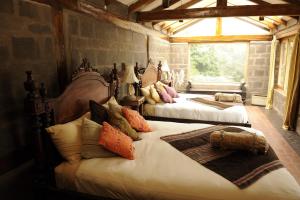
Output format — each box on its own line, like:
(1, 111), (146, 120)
(210, 130), (269, 154)
(215, 93), (242, 103)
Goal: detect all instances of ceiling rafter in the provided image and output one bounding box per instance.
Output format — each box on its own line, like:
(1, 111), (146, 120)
(249, 16), (277, 29)
(171, 19), (203, 35)
(282, 0), (300, 5)
(237, 17), (270, 31)
(137, 4), (300, 22)
(128, 0), (156, 14)
(248, 0), (270, 5)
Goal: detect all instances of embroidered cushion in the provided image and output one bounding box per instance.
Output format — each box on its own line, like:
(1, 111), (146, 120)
(89, 100), (109, 125)
(99, 122), (135, 160)
(164, 85), (179, 98)
(158, 89), (174, 103)
(81, 118), (116, 159)
(108, 103), (140, 141)
(140, 85), (156, 105)
(122, 107), (152, 132)
(46, 112), (90, 162)
(150, 85), (161, 103)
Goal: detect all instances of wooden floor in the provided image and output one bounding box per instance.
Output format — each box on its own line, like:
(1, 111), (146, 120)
(246, 106), (300, 185)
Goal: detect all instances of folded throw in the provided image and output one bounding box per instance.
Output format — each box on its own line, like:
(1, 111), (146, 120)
(215, 93), (242, 103)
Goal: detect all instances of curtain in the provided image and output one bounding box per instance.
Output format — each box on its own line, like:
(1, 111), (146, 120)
(265, 36), (279, 109)
(283, 31), (300, 130)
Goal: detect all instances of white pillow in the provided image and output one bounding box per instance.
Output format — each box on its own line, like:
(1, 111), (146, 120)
(46, 112), (90, 162)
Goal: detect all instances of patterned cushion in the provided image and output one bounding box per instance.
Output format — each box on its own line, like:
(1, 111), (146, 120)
(46, 112), (90, 162)
(164, 85), (179, 98)
(99, 122), (135, 160)
(89, 100), (109, 125)
(102, 96), (119, 110)
(81, 118), (116, 159)
(108, 103), (140, 141)
(158, 89), (174, 103)
(140, 85), (156, 105)
(150, 85), (161, 103)
(122, 107), (152, 132)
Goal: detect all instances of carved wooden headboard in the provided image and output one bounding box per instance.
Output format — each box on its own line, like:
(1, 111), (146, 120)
(24, 58), (119, 184)
(137, 60), (162, 88)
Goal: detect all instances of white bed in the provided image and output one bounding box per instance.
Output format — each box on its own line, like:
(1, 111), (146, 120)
(55, 120), (300, 200)
(143, 93), (249, 125)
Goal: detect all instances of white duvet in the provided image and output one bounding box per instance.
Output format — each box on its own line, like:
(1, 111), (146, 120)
(143, 93), (249, 124)
(55, 121), (300, 200)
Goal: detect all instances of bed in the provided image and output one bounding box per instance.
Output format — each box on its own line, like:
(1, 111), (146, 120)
(24, 59), (300, 200)
(135, 62), (251, 127)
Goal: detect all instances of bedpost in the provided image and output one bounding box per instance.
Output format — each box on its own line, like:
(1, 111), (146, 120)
(134, 62), (142, 96)
(157, 61), (162, 82)
(110, 63), (119, 99)
(24, 71), (45, 174)
(240, 82), (247, 104)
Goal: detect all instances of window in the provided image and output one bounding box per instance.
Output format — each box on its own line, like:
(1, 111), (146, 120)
(277, 36), (294, 94)
(189, 43), (248, 83)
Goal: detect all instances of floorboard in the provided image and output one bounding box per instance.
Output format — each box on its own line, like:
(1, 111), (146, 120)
(246, 105), (300, 185)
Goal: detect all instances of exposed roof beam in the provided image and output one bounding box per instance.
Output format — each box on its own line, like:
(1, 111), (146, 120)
(217, 0), (227, 8)
(169, 35), (273, 43)
(249, 16), (277, 29)
(237, 17), (270, 32)
(137, 4), (300, 22)
(248, 0), (270, 5)
(129, 0), (156, 13)
(171, 19), (203, 35)
(266, 16), (287, 26)
(152, 0), (181, 12)
(282, 0), (300, 6)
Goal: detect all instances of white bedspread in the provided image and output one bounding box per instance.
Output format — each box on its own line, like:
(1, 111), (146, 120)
(144, 93), (248, 124)
(55, 121), (300, 200)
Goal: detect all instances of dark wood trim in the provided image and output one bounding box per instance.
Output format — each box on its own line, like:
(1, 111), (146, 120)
(137, 4), (300, 22)
(144, 116), (252, 127)
(0, 146), (33, 175)
(282, 0), (300, 6)
(248, 0), (270, 5)
(217, 0), (227, 8)
(129, 0), (156, 14)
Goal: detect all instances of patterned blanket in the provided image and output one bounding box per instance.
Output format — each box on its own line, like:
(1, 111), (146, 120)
(160, 126), (283, 189)
(189, 97), (233, 110)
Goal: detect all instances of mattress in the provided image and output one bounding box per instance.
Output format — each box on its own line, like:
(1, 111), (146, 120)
(55, 121), (300, 200)
(143, 93), (248, 124)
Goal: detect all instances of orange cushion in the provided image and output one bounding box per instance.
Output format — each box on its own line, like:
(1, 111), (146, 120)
(122, 107), (152, 132)
(99, 122), (135, 160)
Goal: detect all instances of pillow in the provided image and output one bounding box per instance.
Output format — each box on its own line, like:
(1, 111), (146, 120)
(89, 100), (109, 125)
(122, 107), (152, 132)
(108, 103), (140, 141)
(158, 89), (174, 103)
(140, 85), (156, 105)
(164, 85), (179, 98)
(155, 81), (167, 93)
(150, 85), (161, 103)
(81, 118), (116, 159)
(46, 112), (90, 162)
(102, 96), (119, 110)
(99, 122), (135, 160)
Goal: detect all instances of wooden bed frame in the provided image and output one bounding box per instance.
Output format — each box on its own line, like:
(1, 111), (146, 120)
(24, 58), (119, 200)
(134, 60), (251, 127)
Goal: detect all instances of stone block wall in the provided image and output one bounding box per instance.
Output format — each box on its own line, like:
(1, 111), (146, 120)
(0, 0), (59, 199)
(273, 89), (286, 116)
(169, 43), (189, 78)
(148, 36), (170, 65)
(246, 41), (271, 99)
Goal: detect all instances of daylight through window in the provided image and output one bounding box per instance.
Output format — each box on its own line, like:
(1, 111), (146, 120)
(189, 43), (249, 83)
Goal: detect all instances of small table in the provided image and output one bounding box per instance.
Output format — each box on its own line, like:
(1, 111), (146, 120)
(120, 96), (145, 114)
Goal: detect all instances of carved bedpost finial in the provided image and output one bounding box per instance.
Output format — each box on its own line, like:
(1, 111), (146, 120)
(157, 61), (162, 81)
(24, 71), (38, 99)
(39, 83), (47, 101)
(110, 63), (119, 99)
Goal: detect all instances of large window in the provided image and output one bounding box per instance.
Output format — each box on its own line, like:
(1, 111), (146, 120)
(277, 37), (294, 94)
(189, 43), (248, 83)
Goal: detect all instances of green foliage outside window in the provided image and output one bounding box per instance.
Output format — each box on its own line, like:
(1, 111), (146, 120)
(190, 43), (248, 83)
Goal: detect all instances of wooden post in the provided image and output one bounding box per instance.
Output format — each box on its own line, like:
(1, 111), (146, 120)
(216, 17), (222, 36)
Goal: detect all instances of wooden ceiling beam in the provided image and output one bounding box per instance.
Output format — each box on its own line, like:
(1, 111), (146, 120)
(248, 0), (270, 5)
(282, 0), (300, 6)
(137, 4), (300, 22)
(217, 0), (227, 8)
(169, 35), (273, 43)
(129, 0), (156, 14)
(249, 16), (277, 29)
(237, 17), (270, 32)
(152, 0), (180, 12)
(265, 16), (287, 26)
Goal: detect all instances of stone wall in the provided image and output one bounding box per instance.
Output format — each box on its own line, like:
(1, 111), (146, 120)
(169, 43), (189, 77)
(246, 41), (271, 99)
(0, 0), (59, 199)
(273, 89), (286, 116)
(148, 36), (170, 65)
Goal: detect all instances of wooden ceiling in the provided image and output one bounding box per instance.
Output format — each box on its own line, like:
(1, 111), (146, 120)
(117, 0), (300, 36)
